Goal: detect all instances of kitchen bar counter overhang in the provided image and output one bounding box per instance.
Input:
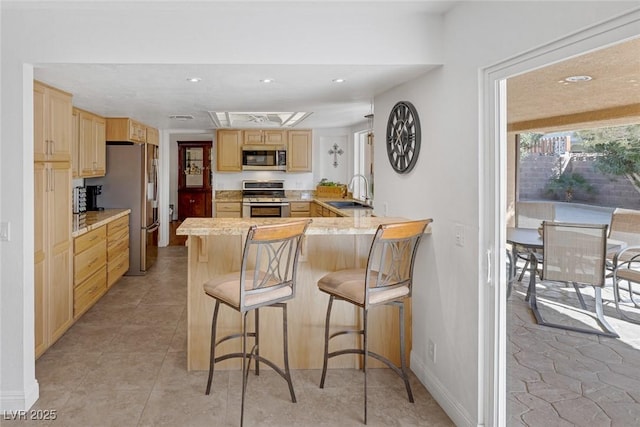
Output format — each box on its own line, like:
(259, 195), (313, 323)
(177, 216), (432, 371)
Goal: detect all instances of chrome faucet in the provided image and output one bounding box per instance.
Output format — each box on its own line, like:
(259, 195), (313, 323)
(348, 174), (371, 205)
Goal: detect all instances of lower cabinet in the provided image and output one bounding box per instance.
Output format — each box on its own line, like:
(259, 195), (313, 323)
(215, 201), (242, 218)
(107, 214), (129, 288)
(179, 190), (212, 219)
(73, 226), (107, 319)
(290, 201), (311, 217)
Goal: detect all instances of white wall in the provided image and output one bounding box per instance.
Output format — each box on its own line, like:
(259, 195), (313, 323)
(372, 2), (638, 425)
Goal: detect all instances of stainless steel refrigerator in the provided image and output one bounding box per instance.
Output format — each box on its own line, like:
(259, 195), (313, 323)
(87, 143), (159, 275)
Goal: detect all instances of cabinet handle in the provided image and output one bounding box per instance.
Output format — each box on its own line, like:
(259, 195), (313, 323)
(50, 169), (55, 191)
(46, 168), (50, 192)
(50, 140), (55, 155)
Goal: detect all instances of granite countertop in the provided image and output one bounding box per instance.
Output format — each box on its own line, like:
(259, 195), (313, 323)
(72, 208), (131, 237)
(214, 196), (376, 218)
(176, 216), (431, 236)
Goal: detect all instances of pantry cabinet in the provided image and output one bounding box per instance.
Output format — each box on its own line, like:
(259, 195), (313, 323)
(34, 81), (73, 163)
(34, 161), (73, 358)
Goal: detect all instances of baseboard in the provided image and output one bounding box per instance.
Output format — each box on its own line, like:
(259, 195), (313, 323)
(410, 351), (476, 427)
(0, 380), (39, 412)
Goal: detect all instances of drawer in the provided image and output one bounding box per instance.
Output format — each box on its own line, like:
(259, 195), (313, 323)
(108, 226), (128, 247)
(290, 202), (310, 212)
(108, 248), (129, 288)
(290, 211), (310, 217)
(74, 265), (107, 318)
(216, 202), (241, 212)
(75, 226), (106, 254)
(107, 233), (129, 261)
(107, 215), (129, 236)
(74, 239), (107, 286)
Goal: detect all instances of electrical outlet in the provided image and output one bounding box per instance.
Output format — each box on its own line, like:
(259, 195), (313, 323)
(0, 222), (9, 242)
(428, 339), (436, 363)
(455, 224), (465, 247)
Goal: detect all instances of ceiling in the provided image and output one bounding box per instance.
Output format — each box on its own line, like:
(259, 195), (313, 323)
(33, 35), (638, 135)
(507, 37), (640, 133)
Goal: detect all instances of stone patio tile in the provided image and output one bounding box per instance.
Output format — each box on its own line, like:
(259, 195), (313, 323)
(597, 370), (640, 392)
(514, 351), (556, 373)
(553, 396), (611, 425)
(526, 380), (581, 403)
(521, 403), (574, 427)
(599, 402), (640, 427)
(583, 383), (635, 404)
(539, 371), (583, 394)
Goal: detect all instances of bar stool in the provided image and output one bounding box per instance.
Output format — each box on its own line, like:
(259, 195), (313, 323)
(317, 219), (432, 424)
(203, 219), (311, 427)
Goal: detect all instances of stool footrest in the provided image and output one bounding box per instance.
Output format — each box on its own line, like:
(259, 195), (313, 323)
(329, 328), (363, 340)
(327, 348), (408, 380)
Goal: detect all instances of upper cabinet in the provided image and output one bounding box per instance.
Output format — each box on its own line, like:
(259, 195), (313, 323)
(216, 129), (242, 172)
(106, 117), (147, 144)
(146, 126), (159, 146)
(243, 129), (287, 145)
(75, 108), (106, 178)
(287, 130), (312, 172)
(34, 81), (73, 163)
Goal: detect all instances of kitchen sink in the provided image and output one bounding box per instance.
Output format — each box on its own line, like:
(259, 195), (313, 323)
(326, 200), (372, 209)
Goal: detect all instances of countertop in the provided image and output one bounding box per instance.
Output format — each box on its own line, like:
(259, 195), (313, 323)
(176, 216), (430, 236)
(214, 197), (376, 218)
(72, 209), (131, 237)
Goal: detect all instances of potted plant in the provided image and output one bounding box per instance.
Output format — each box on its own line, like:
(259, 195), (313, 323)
(545, 172), (595, 202)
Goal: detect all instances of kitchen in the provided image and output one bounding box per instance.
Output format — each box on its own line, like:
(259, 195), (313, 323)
(3, 2), (639, 426)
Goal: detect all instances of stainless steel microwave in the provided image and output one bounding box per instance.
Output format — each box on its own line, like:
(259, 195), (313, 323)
(242, 149), (287, 171)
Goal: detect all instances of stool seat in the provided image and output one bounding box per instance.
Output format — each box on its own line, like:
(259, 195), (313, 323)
(317, 268), (410, 306)
(204, 270), (292, 310)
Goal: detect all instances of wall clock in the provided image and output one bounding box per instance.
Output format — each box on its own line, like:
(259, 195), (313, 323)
(386, 101), (421, 174)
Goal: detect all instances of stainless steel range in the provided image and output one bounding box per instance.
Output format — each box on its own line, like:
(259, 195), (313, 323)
(242, 180), (290, 218)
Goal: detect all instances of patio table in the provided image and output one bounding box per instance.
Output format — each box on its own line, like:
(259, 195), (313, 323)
(506, 227), (626, 326)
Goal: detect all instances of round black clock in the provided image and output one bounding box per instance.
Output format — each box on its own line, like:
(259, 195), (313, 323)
(386, 101), (421, 174)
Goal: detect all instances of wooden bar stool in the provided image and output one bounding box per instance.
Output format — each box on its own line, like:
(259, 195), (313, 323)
(203, 219), (311, 427)
(317, 219), (432, 424)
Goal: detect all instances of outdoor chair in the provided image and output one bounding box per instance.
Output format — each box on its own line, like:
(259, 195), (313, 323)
(203, 219), (311, 427)
(612, 244), (640, 324)
(537, 221), (618, 337)
(514, 202), (555, 281)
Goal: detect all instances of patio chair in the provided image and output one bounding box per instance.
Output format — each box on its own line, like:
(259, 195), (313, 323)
(514, 202), (555, 281)
(536, 221), (618, 337)
(612, 245), (640, 324)
(607, 208), (640, 306)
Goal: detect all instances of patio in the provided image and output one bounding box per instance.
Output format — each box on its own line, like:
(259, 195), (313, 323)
(507, 257), (640, 426)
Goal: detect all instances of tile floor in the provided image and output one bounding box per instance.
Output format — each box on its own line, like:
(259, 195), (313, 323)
(6, 246), (453, 426)
(507, 267), (640, 426)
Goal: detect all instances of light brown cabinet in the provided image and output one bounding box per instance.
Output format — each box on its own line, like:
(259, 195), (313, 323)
(73, 226), (107, 319)
(290, 201), (311, 217)
(216, 129), (242, 172)
(243, 129), (287, 145)
(76, 108), (106, 177)
(287, 130), (312, 172)
(106, 117), (147, 143)
(34, 161), (73, 358)
(146, 126), (159, 146)
(34, 81), (73, 163)
(215, 201), (242, 218)
(107, 215), (130, 288)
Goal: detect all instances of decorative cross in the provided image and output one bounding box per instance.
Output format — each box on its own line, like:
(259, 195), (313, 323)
(328, 143), (344, 168)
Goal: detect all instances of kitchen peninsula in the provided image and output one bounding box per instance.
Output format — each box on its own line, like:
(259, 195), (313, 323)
(177, 216), (432, 371)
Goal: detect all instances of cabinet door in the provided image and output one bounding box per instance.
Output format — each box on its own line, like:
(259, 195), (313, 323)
(34, 83), (48, 162)
(47, 87), (72, 162)
(33, 163), (47, 357)
(287, 130), (312, 172)
(216, 130), (242, 171)
(93, 116), (106, 176)
(263, 130), (286, 144)
(78, 111), (95, 176)
(48, 163), (73, 341)
(179, 191), (206, 219)
(243, 130), (263, 144)
(71, 109), (79, 178)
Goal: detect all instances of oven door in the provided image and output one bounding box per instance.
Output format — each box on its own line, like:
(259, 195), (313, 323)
(242, 203), (290, 218)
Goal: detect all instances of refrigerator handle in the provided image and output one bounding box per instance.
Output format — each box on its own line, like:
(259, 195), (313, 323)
(146, 222), (160, 233)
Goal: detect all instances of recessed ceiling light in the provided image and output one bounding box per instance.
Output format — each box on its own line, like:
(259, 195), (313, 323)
(563, 75), (592, 83)
(332, 78), (346, 83)
(260, 78), (274, 83)
(186, 77), (201, 83)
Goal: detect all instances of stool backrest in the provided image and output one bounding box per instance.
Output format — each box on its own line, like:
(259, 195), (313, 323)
(240, 219), (312, 310)
(364, 219), (432, 307)
(542, 221), (608, 287)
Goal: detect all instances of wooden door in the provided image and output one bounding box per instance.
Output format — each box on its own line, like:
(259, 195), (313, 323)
(33, 163), (47, 357)
(216, 130), (242, 171)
